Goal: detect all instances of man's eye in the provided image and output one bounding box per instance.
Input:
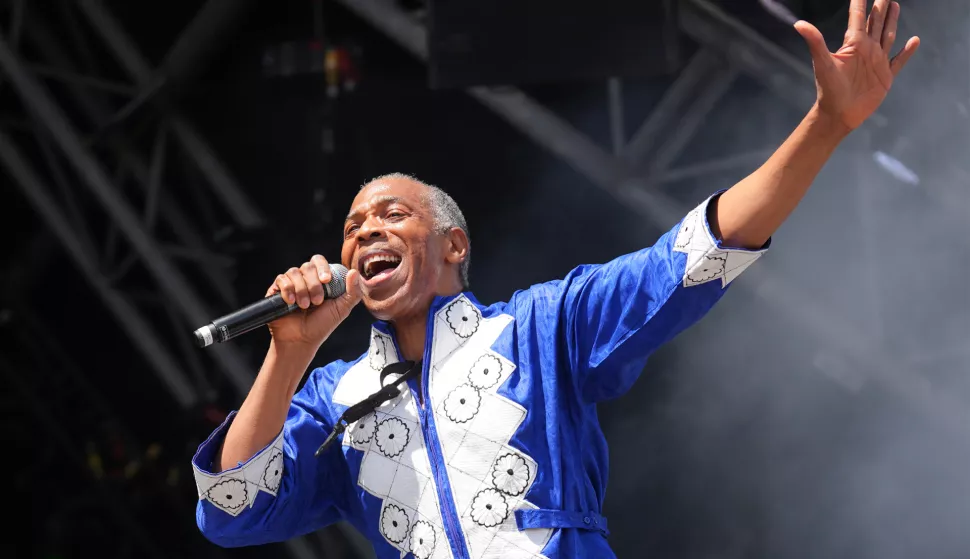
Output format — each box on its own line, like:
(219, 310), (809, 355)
(345, 224), (360, 236)
(387, 211), (405, 219)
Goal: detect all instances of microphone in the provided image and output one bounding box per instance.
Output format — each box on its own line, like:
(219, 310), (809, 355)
(193, 264), (349, 347)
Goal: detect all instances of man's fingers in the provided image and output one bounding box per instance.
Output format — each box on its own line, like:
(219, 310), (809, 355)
(275, 274), (294, 304)
(890, 36), (920, 76)
(881, 2), (900, 53)
(848, 0), (868, 31)
(310, 254), (331, 283)
(301, 262), (325, 306)
(794, 21), (831, 66)
(267, 277), (283, 298)
(867, 0), (890, 40)
(307, 270), (362, 333)
(286, 267), (311, 309)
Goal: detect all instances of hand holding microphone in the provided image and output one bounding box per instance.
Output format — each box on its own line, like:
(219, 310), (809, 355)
(194, 255), (362, 349)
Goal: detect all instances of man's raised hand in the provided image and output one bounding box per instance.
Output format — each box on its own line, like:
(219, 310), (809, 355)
(794, 0), (920, 132)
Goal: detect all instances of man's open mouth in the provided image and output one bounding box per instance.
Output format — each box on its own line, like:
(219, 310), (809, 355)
(358, 251), (402, 281)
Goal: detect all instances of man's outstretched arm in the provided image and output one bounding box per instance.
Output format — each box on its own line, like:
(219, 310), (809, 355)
(712, 0), (920, 250)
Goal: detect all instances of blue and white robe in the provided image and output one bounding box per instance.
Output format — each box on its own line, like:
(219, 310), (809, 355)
(191, 195), (767, 558)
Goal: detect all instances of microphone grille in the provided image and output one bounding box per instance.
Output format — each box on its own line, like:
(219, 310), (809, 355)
(324, 264), (349, 299)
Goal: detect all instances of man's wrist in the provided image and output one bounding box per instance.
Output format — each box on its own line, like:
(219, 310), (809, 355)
(266, 339), (318, 383)
(806, 103), (853, 145)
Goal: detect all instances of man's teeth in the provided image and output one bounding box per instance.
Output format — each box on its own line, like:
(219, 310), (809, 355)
(363, 255), (401, 278)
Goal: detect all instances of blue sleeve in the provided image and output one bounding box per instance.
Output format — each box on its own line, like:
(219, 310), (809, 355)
(192, 366), (353, 547)
(543, 193), (767, 402)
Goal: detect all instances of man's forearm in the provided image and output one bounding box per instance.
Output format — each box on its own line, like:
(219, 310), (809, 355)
(711, 103), (851, 249)
(216, 341), (317, 471)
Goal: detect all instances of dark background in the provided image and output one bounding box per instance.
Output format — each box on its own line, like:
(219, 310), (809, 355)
(3, 0), (968, 558)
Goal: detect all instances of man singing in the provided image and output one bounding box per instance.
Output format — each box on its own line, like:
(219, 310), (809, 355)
(192, 2), (918, 557)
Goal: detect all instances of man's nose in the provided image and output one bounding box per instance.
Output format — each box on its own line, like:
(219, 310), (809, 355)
(357, 218), (385, 241)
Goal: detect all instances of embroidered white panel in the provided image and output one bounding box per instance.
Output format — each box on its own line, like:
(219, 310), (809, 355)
(428, 296), (552, 559)
(334, 329), (451, 559)
(672, 198), (765, 288)
(193, 430), (285, 517)
(334, 298), (552, 559)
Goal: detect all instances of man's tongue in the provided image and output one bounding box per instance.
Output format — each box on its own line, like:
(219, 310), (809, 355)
(366, 260), (400, 281)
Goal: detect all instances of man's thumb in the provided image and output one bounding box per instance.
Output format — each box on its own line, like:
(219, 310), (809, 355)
(330, 269), (363, 315)
(794, 20), (830, 66)
(307, 269), (362, 335)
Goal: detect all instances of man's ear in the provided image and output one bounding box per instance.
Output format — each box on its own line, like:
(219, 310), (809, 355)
(444, 227), (469, 266)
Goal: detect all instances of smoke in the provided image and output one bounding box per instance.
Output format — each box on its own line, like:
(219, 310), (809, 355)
(427, 3), (969, 556)
(485, 2), (970, 558)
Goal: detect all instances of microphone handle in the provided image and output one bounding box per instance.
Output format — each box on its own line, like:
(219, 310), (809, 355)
(194, 264), (349, 347)
(196, 294), (298, 347)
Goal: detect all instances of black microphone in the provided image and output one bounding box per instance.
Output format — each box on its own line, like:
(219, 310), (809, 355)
(193, 264), (349, 347)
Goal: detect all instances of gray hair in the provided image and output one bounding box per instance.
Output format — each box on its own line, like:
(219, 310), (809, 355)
(363, 173), (471, 289)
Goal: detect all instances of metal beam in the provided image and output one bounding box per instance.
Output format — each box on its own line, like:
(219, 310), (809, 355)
(28, 63), (136, 95)
(622, 48), (727, 167)
(643, 62), (737, 177)
(34, 129), (98, 257)
(122, 151), (239, 308)
(680, 0), (814, 110)
(607, 78), (624, 156)
(24, 20), (238, 306)
(76, 0), (265, 229)
(657, 148), (776, 184)
(25, 20), (238, 307)
(470, 86), (622, 188)
(0, 130), (198, 408)
(331, 0), (970, 440)
(145, 124), (167, 231)
(23, 20), (113, 130)
(0, 33), (254, 397)
(680, 0), (889, 127)
(158, 0), (257, 93)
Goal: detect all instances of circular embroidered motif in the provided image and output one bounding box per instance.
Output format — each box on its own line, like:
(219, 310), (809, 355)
(206, 478), (247, 511)
(410, 520), (436, 558)
(381, 503), (410, 544)
(351, 413), (377, 445)
(492, 453), (529, 496)
(375, 417), (411, 458)
(468, 354), (503, 390)
(445, 299), (480, 338)
(470, 488), (509, 527)
(675, 212), (697, 250)
(443, 384), (481, 423)
(262, 451), (283, 492)
(369, 334), (388, 370)
(686, 253), (726, 284)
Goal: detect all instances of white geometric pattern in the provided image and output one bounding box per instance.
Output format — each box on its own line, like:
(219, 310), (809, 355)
(673, 196), (767, 288)
(334, 329), (447, 558)
(333, 297), (551, 559)
(192, 429), (285, 517)
(427, 296), (552, 559)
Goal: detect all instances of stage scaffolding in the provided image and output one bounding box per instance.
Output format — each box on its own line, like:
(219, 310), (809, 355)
(2, 2), (966, 558)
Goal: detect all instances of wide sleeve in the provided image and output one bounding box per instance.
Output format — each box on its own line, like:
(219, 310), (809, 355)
(191, 366), (352, 547)
(550, 193), (767, 402)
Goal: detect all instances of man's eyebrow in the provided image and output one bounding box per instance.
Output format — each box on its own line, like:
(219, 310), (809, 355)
(345, 195), (402, 222)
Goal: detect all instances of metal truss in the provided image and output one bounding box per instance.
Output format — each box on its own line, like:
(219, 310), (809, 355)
(0, 4), (330, 557)
(0, 5), (376, 557)
(0, 1), (263, 407)
(333, 0), (970, 439)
